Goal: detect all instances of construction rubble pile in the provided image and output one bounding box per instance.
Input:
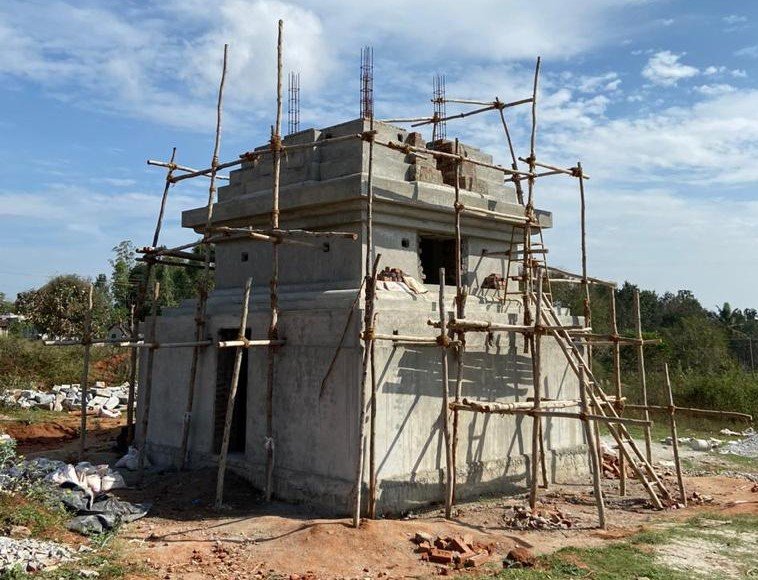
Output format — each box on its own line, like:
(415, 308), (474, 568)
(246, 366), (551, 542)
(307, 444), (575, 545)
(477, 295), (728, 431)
(410, 532), (492, 569)
(0, 435), (149, 536)
(719, 430), (758, 458)
(0, 382), (132, 417)
(0, 536), (75, 573)
(502, 506), (574, 530)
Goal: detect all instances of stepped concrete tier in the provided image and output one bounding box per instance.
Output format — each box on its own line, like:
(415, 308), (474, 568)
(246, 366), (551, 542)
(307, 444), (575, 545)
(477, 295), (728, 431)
(138, 118), (588, 514)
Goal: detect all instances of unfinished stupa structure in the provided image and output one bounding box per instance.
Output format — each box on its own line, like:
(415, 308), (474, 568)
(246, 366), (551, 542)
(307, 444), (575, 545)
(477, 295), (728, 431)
(131, 26), (676, 528)
(138, 116), (587, 513)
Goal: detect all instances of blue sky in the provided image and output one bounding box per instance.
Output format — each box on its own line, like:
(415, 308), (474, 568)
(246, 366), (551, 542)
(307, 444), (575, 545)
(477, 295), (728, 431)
(1, 0), (757, 310)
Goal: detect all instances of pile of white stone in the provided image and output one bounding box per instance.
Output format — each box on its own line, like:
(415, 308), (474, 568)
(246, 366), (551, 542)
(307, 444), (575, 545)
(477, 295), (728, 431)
(0, 536), (75, 573)
(1, 382), (132, 417)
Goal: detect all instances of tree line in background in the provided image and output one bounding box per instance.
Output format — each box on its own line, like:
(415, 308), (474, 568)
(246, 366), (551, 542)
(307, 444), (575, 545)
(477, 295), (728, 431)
(552, 282), (758, 417)
(9, 241), (204, 339)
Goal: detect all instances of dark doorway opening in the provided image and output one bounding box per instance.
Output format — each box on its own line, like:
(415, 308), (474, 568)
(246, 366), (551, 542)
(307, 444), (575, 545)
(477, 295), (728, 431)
(213, 328), (249, 454)
(419, 235), (457, 285)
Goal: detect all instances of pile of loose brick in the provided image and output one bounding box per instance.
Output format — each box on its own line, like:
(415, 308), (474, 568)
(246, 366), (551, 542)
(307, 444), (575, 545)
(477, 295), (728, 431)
(502, 506), (574, 530)
(410, 532), (492, 569)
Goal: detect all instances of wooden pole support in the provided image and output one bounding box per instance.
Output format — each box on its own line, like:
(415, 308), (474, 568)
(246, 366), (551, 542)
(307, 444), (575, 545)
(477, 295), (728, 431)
(664, 363), (686, 506)
(138, 282), (160, 479)
(634, 289), (653, 463)
(440, 269), (454, 519)
(79, 284), (93, 460)
(215, 278), (252, 509)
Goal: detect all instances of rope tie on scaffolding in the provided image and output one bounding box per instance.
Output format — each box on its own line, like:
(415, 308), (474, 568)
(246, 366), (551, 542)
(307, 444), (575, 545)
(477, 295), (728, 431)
(270, 133), (283, 152)
(361, 329), (376, 342)
(570, 166), (583, 179)
(436, 334), (452, 348)
(361, 130), (377, 142)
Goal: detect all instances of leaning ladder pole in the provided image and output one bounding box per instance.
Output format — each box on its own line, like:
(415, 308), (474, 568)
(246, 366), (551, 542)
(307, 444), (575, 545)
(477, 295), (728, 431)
(609, 286), (626, 496)
(579, 364), (606, 528)
(633, 289), (653, 463)
(137, 282), (160, 479)
(578, 161), (600, 472)
(129, 146), (178, 443)
(215, 277), (253, 509)
(665, 363), (687, 506)
(440, 268), (454, 519)
(179, 45), (228, 470)
(79, 284), (94, 460)
(264, 20), (284, 501)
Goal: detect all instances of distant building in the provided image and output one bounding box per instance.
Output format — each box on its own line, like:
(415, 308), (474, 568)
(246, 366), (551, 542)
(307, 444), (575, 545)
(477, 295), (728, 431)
(0, 314), (28, 338)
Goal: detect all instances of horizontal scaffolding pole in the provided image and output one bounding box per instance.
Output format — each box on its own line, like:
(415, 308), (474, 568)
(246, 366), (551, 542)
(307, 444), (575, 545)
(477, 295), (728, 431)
(517, 157), (591, 180)
(451, 401), (652, 426)
(374, 138), (534, 178)
(624, 404), (753, 422)
(546, 266), (616, 288)
(147, 159), (230, 181)
(138, 247), (206, 262)
(412, 97), (533, 128)
(217, 338), (286, 348)
(427, 318), (588, 334)
(203, 226), (357, 240)
(575, 333), (663, 346)
(136, 257), (215, 270)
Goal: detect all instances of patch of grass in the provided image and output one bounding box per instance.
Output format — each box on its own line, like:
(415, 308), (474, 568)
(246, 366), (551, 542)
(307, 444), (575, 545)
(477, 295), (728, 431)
(495, 517), (758, 580)
(0, 493), (67, 540)
(0, 405), (62, 424)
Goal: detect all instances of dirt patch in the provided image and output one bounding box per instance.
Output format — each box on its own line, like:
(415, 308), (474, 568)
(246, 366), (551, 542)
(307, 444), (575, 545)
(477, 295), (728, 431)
(656, 529), (758, 579)
(3, 422), (78, 450)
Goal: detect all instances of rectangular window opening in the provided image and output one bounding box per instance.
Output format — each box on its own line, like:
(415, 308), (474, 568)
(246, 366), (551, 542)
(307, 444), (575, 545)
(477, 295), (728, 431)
(419, 235), (457, 286)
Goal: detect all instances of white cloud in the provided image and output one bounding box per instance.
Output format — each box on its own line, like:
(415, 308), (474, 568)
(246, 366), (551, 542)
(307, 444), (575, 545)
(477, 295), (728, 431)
(641, 51), (699, 86)
(694, 83), (736, 95)
(0, 0), (649, 132)
(736, 45), (758, 59)
(723, 14), (747, 25)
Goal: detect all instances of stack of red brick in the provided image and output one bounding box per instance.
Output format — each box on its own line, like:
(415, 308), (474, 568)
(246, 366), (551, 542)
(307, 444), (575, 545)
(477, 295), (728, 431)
(411, 532), (492, 569)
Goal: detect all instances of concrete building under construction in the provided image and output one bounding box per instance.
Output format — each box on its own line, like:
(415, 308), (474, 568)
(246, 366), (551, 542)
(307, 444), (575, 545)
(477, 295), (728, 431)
(138, 117), (588, 514)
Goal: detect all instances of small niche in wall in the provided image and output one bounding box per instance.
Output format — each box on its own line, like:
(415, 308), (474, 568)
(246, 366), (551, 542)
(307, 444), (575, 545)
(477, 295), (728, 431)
(419, 235), (457, 285)
(241, 252), (249, 262)
(322, 242), (331, 253)
(401, 238), (410, 248)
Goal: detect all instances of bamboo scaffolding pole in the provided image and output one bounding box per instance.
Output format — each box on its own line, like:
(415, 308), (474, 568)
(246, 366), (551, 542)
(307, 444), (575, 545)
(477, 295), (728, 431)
(137, 282), (160, 479)
(239, 132), (361, 159)
(459, 205), (533, 225)
(264, 20), (285, 503)
(664, 363), (686, 506)
(634, 289), (653, 463)
(439, 269), (454, 519)
(538, 299), (668, 508)
(529, 274), (544, 509)
(429, 319), (587, 333)
(517, 157), (591, 180)
(215, 277), (252, 509)
(546, 266), (616, 288)
(179, 44), (228, 470)
(411, 97), (532, 127)
(319, 278), (367, 398)
(452, 138), (465, 505)
(579, 364), (606, 528)
(78, 285), (93, 460)
(374, 138), (534, 178)
(623, 405), (752, 421)
(136, 257), (214, 270)
(451, 403), (651, 426)
(496, 102), (525, 204)
(127, 304), (137, 441)
(354, 255), (380, 528)
(609, 287), (625, 496)
(147, 159), (229, 180)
